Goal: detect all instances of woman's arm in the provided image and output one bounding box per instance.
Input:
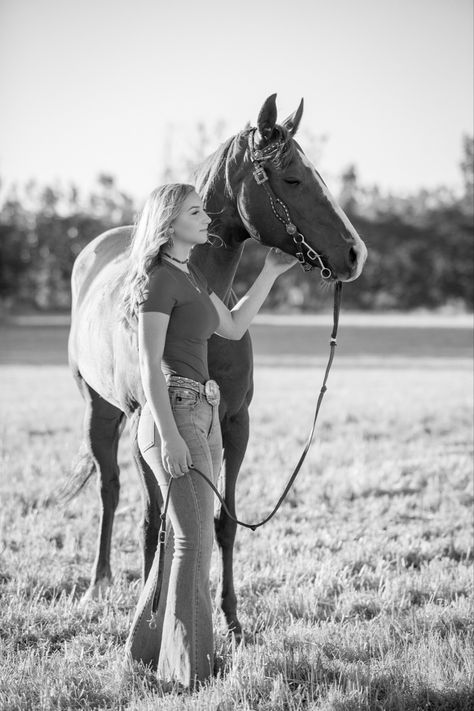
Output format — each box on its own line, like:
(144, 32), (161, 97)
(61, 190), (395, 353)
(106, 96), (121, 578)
(210, 247), (299, 340)
(138, 311), (181, 439)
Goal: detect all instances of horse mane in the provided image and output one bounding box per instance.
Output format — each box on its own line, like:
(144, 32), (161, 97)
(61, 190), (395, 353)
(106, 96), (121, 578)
(191, 131), (243, 201)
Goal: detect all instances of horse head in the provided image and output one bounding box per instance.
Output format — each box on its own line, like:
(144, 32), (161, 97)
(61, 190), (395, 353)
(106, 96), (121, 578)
(235, 93), (367, 282)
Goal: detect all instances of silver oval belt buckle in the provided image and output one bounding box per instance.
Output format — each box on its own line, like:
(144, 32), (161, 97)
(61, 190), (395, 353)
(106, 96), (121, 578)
(204, 379), (220, 406)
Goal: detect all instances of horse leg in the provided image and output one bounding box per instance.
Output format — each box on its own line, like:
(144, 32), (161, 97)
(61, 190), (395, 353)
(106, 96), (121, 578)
(214, 405), (249, 644)
(129, 410), (169, 584)
(81, 382), (125, 600)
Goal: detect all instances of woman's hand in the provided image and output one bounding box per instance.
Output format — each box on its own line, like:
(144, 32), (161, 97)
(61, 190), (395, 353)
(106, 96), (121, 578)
(264, 246), (299, 276)
(161, 433), (194, 478)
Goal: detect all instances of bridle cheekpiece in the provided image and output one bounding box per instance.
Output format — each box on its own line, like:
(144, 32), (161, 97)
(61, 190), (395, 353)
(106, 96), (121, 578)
(247, 128), (332, 279)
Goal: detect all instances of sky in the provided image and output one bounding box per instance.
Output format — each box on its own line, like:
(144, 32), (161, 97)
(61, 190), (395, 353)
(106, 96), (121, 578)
(0, 0), (472, 201)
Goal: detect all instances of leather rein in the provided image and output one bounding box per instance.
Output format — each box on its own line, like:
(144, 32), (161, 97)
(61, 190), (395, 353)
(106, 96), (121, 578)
(149, 128), (343, 625)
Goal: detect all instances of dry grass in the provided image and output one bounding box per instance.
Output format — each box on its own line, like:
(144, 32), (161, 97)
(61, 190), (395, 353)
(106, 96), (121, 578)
(0, 362), (472, 710)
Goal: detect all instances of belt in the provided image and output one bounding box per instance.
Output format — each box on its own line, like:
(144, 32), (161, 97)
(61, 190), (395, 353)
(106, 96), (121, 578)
(165, 374), (220, 406)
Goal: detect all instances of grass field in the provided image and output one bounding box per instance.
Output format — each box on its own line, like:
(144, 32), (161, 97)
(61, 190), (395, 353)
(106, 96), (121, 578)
(0, 319), (473, 710)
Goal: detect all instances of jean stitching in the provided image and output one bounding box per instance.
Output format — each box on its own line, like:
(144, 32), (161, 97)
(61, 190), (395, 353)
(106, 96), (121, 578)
(126, 430), (165, 649)
(188, 470), (201, 684)
(128, 411), (174, 651)
(125, 538), (163, 648)
(191, 406), (215, 485)
(190, 398), (213, 439)
(190, 408), (218, 681)
(125, 479), (174, 650)
(206, 402), (216, 439)
(209, 403), (219, 439)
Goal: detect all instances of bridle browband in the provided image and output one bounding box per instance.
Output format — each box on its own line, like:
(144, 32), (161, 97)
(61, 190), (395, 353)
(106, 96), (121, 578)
(246, 127), (333, 279)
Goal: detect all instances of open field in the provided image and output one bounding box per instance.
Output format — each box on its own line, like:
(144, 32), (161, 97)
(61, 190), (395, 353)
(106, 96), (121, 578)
(1, 314), (473, 366)
(0, 319), (473, 710)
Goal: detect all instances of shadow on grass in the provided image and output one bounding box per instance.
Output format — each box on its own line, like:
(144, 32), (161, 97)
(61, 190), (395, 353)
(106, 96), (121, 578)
(265, 645), (473, 711)
(281, 661), (473, 710)
(331, 683), (473, 711)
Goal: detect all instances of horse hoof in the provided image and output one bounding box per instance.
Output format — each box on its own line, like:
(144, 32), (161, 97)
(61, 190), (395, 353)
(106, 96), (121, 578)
(79, 578), (111, 605)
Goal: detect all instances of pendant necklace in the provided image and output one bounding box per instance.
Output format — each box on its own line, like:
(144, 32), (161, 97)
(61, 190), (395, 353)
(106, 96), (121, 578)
(161, 252), (201, 293)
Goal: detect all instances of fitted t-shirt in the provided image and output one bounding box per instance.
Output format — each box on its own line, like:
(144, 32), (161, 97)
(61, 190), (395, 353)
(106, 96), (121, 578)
(138, 257), (220, 384)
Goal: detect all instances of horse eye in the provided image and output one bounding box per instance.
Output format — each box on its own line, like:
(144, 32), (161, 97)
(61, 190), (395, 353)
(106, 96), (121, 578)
(284, 178), (300, 185)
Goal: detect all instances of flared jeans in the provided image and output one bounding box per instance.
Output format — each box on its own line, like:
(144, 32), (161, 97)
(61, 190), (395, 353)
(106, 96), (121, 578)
(124, 383), (223, 691)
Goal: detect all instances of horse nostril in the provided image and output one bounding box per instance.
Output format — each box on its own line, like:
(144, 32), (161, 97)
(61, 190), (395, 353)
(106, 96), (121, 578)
(348, 246), (358, 266)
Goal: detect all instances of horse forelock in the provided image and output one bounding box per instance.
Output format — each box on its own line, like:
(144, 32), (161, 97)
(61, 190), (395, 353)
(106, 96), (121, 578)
(193, 134), (237, 201)
(259, 123), (296, 173)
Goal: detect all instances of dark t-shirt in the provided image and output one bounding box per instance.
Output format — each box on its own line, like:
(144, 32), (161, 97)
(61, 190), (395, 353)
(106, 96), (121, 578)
(138, 258), (220, 384)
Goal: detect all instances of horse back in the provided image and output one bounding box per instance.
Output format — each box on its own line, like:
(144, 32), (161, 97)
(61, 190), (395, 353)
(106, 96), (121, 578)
(71, 226), (133, 309)
(69, 226), (143, 413)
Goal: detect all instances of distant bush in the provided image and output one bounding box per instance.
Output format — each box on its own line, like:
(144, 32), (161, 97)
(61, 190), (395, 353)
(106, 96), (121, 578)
(1, 137), (472, 314)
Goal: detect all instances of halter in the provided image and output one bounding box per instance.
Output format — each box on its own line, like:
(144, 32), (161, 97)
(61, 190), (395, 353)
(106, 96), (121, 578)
(246, 128), (333, 279)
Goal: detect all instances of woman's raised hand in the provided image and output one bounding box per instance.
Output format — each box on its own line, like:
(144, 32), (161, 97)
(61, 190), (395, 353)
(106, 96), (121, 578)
(264, 246), (299, 276)
(161, 433), (194, 478)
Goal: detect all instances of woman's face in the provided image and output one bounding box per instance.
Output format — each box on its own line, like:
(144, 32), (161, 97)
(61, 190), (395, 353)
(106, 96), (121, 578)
(172, 191), (211, 245)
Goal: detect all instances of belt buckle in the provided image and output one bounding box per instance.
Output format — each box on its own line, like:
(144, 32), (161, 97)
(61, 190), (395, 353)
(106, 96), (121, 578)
(204, 379), (220, 406)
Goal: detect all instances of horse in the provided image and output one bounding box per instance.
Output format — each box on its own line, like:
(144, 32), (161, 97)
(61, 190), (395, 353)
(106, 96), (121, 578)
(65, 93), (367, 642)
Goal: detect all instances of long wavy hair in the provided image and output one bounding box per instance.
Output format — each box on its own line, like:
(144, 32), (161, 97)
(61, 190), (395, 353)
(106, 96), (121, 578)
(120, 183), (197, 328)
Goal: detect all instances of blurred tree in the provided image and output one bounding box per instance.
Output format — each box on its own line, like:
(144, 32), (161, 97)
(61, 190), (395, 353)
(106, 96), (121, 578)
(0, 131), (472, 314)
(460, 133), (474, 213)
(339, 164), (359, 213)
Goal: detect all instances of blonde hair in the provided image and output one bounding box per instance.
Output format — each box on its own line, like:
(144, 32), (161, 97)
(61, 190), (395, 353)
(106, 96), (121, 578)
(120, 183), (197, 327)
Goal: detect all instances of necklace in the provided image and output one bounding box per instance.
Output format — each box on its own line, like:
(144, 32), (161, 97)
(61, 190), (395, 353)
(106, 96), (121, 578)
(161, 252), (201, 293)
(183, 267), (202, 293)
(161, 251), (188, 264)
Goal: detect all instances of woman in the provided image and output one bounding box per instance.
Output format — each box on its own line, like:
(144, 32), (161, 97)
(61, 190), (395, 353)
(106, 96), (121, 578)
(122, 183), (297, 692)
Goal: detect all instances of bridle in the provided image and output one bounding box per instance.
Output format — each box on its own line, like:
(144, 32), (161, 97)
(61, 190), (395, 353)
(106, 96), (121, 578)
(245, 127), (333, 279)
(148, 127), (344, 629)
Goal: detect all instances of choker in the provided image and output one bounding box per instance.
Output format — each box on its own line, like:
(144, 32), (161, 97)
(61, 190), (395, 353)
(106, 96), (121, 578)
(161, 251), (189, 264)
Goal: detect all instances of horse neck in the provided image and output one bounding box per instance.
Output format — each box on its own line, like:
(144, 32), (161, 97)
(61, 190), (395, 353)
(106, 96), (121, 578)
(190, 229), (247, 303)
(191, 131), (250, 302)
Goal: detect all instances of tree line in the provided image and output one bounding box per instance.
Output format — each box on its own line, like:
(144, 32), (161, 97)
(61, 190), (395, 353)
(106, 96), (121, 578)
(0, 132), (472, 314)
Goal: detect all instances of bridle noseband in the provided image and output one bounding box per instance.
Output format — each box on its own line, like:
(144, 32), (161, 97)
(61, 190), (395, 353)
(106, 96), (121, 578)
(247, 127), (333, 280)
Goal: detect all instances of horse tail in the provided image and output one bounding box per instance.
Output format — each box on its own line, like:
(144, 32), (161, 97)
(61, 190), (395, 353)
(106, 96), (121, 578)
(58, 440), (96, 502)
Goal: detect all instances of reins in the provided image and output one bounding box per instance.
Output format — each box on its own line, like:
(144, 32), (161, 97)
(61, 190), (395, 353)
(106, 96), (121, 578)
(149, 281), (343, 627)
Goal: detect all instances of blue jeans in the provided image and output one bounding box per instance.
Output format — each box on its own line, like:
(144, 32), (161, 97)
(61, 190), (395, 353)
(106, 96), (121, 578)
(124, 383), (223, 691)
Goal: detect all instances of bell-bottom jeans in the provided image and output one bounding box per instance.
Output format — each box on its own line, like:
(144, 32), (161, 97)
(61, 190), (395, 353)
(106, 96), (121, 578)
(124, 384), (223, 691)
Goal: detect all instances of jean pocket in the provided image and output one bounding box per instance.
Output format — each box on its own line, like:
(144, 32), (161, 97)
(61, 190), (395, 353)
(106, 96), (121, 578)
(169, 387), (200, 411)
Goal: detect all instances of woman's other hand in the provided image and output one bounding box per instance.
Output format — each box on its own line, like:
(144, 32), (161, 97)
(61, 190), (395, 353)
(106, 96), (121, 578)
(264, 247), (299, 276)
(161, 433), (194, 478)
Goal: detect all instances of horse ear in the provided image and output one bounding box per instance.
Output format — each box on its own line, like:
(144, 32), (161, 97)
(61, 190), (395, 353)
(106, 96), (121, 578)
(257, 93), (278, 142)
(281, 97), (304, 136)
